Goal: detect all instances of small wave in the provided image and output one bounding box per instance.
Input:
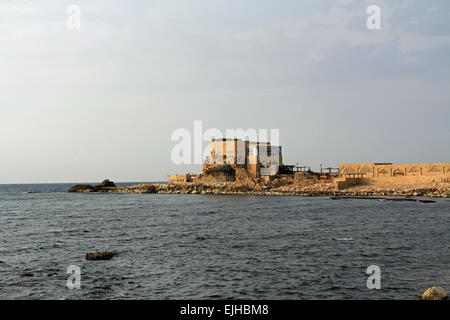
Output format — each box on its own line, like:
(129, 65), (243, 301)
(336, 237), (353, 241)
(0, 260), (9, 267)
(48, 229), (64, 233)
(197, 211), (217, 216)
(23, 191), (68, 194)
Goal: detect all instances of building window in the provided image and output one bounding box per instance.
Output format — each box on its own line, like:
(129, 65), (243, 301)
(247, 148), (257, 156)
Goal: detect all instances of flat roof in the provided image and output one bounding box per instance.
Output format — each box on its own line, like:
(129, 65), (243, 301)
(211, 138), (280, 146)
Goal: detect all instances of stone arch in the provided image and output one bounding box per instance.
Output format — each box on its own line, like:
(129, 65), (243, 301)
(393, 169), (405, 177)
(407, 167), (420, 176)
(378, 168), (389, 177)
(343, 167), (356, 174)
(429, 166), (441, 174)
(358, 166), (373, 174)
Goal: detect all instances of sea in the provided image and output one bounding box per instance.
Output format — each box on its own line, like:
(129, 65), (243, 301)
(0, 183), (449, 300)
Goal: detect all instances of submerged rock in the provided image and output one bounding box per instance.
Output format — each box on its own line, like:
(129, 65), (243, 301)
(86, 251), (117, 261)
(94, 285), (112, 290)
(68, 184), (95, 192)
(21, 273), (34, 277)
(421, 286), (448, 300)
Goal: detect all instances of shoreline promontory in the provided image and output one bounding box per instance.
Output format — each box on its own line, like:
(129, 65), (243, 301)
(68, 179), (450, 198)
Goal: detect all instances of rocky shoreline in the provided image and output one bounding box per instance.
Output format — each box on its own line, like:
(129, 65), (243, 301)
(69, 180), (450, 198)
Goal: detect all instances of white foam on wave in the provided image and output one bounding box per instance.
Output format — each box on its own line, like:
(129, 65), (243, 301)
(336, 237), (353, 241)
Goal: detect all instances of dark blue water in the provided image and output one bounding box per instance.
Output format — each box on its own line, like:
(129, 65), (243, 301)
(0, 183), (449, 300)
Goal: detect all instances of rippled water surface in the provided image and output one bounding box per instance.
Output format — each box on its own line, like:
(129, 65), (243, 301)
(0, 183), (449, 300)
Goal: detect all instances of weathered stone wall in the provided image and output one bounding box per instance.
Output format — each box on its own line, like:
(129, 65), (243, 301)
(364, 176), (449, 185)
(246, 163), (259, 178)
(339, 163), (450, 185)
(335, 178), (365, 190)
(169, 174), (192, 184)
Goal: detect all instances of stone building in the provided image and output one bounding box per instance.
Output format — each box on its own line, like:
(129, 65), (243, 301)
(205, 138), (283, 178)
(169, 174), (194, 184)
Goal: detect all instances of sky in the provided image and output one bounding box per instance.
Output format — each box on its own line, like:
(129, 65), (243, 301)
(1, 0), (450, 183)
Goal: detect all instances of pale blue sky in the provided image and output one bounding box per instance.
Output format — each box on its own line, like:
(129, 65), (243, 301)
(1, 0), (449, 183)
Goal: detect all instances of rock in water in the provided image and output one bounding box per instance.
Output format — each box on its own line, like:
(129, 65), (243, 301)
(85, 251), (117, 261)
(97, 179), (116, 188)
(68, 184), (95, 192)
(21, 273), (34, 277)
(421, 287), (448, 300)
(68, 179), (116, 192)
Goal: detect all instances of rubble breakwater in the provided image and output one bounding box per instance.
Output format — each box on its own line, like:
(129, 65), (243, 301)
(68, 180), (450, 198)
